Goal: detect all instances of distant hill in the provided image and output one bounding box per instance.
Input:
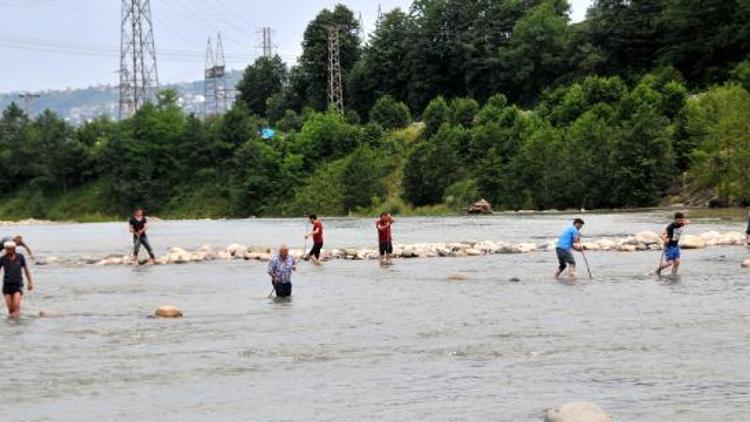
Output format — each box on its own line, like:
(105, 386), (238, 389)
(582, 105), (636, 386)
(0, 70), (243, 125)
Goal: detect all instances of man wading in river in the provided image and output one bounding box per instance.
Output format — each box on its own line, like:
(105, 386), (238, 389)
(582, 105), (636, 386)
(268, 245), (297, 298)
(0, 235), (33, 260)
(305, 214), (324, 266)
(554, 218), (585, 280)
(653, 212), (689, 277)
(376, 212), (394, 266)
(129, 208), (156, 265)
(1, 241), (34, 318)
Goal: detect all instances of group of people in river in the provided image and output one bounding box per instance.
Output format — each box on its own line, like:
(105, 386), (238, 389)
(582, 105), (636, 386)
(1, 208), (749, 314)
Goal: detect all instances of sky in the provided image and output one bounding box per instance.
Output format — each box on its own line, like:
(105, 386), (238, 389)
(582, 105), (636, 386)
(0, 0), (594, 93)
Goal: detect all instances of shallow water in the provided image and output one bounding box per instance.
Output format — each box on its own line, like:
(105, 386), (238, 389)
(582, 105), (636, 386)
(2, 211), (749, 421)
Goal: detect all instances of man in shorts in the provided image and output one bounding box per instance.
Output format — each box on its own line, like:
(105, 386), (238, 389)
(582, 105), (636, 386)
(1, 241), (34, 318)
(376, 212), (394, 265)
(305, 214), (324, 265)
(654, 212), (689, 276)
(554, 218), (584, 279)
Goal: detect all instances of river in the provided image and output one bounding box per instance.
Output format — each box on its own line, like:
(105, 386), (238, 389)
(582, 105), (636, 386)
(2, 210), (749, 421)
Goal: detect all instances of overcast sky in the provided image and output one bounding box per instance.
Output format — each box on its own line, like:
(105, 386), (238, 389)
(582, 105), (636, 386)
(0, 0), (594, 93)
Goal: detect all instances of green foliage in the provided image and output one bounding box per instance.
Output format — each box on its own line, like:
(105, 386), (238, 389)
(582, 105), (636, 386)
(236, 55), (287, 117)
(444, 178), (482, 209)
(422, 96), (450, 137)
(341, 145), (388, 212)
(370, 95), (411, 129)
(683, 84), (750, 205)
(284, 159), (348, 217)
(403, 124), (465, 206)
(730, 58), (750, 91)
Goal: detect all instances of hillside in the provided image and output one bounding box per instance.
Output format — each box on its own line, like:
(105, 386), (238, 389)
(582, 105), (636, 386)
(0, 70), (242, 125)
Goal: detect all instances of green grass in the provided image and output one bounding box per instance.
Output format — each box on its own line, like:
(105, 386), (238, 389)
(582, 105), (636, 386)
(0, 181), (118, 222)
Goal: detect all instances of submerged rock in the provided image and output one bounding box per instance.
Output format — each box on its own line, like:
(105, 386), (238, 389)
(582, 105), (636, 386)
(154, 306), (183, 318)
(544, 401), (611, 422)
(38, 310), (62, 318)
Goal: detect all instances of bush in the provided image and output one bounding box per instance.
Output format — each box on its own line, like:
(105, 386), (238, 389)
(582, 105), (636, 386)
(370, 95), (411, 129)
(341, 145), (388, 212)
(444, 179), (482, 209)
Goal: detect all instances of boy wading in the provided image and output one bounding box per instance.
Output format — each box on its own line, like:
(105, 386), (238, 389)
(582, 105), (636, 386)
(1, 241), (34, 318)
(129, 209), (156, 265)
(554, 218), (584, 279)
(305, 214), (324, 266)
(654, 212), (689, 276)
(377, 212), (394, 265)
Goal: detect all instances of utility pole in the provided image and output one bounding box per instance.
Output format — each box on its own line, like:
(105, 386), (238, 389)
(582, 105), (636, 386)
(327, 25), (344, 116)
(377, 4), (383, 24)
(119, 0), (159, 120)
(204, 33), (228, 116)
(357, 12), (365, 43)
(18, 93), (41, 116)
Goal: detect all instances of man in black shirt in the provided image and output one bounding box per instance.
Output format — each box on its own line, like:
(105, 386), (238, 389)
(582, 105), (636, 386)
(654, 212), (689, 276)
(129, 208), (156, 265)
(1, 241), (34, 318)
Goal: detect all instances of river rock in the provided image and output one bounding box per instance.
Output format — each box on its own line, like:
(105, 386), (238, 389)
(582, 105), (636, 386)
(582, 242), (600, 251)
(38, 310), (62, 318)
(680, 235), (706, 249)
(719, 231), (745, 245)
(226, 243), (247, 256)
(465, 199), (492, 215)
(597, 239), (616, 250)
(635, 231), (661, 245)
(448, 273), (467, 281)
(544, 401), (611, 422)
(700, 231), (721, 246)
(155, 306), (183, 318)
(517, 243), (538, 253)
(618, 244), (637, 252)
(742, 259), (750, 268)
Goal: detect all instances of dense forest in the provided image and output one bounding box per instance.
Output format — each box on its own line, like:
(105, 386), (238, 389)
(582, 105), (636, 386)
(1, 0), (750, 221)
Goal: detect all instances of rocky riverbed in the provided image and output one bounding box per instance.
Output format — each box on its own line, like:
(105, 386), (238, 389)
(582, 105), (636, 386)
(32, 230), (749, 266)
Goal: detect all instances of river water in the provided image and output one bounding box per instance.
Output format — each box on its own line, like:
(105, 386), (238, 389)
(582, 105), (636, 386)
(2, 210), (749, 421)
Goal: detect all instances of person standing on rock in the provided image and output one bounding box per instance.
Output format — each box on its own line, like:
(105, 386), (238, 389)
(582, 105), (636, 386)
(268, 245), (297, 298)
(554, 218), (585, 279)
(654, 212), (689, 277)
(376, 212), (394, 265)
(305, 214), (324, 265)
(129, 208), (156, 265)
(0, 235), (33, 260)
(1, 241), (34, 318)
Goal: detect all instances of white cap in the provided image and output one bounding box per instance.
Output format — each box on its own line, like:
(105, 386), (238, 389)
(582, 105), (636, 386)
(3, 241), (16, 249)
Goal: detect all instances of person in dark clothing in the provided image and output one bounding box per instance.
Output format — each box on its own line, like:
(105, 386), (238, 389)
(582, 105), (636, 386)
(654, 212), (689, 276)
(0, 235), (33, 260)
(305, 214), (324, 266)
(1, 241), (34, 318)
(129, 208), (156, 265)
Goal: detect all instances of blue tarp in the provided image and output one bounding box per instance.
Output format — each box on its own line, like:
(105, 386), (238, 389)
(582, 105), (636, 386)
(261, 128), (276, 140)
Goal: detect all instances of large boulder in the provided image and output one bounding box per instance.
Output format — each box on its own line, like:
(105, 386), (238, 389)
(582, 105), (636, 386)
(155, 306), (183, 318)
(679, 235), (706, 249)
(545, 401), (611, 422)
(465, 199), (492, 215)
(225, 243), (247, 256)
(635, 231), (661, 245)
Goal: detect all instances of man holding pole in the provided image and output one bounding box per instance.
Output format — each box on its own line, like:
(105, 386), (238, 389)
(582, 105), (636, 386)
(554, 218), (585, 280)
(267, 245), (297, 298)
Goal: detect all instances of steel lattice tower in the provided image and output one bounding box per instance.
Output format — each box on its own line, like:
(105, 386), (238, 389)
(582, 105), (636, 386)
(327, 25), (344, 116)
(119, 0), (159, 120)
(204, 33), (227, 116)
(261, 27), (273, 58)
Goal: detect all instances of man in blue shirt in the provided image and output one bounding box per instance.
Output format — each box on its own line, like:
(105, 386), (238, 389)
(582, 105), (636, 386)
(267, 245), (297, 298)
(554, 218), (585, 280)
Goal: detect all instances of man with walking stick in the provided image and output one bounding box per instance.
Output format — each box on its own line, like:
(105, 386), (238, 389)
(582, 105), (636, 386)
(554, 218), (585, 280)
(267, 245), (297, 298)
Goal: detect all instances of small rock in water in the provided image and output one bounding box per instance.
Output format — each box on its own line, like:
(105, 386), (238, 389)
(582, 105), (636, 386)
(448, 273), (467, 281)
(544, 401), (611, 422)
(154, 306), (183, 318)
(38, 310), (62, 318)
(509, 277), (520, 283)
(742, 258), (750, 268)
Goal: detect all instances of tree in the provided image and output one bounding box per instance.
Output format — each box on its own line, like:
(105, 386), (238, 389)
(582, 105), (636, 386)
(236, 55), (288, 117)
(294, 5), (361, 111)
(403, 124), (464, 206)
(422, 96), (450, 137)
(370, 95), (411, 129)
(341, 145), (387, 211)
